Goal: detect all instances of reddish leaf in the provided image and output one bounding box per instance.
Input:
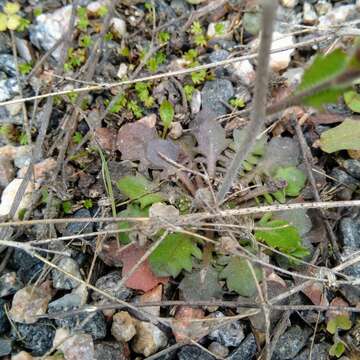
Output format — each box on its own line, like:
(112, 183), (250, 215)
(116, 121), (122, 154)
(327, 297), (350, 322)
(302, 282), (328, 306)
(117, 244), (168, 292)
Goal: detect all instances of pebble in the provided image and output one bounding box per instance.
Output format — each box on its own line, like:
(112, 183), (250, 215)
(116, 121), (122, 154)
(137, 284), (163, 317)
(269, 32), (295, 72)
(18, 158), (57, 182)
(178, 345), (215, 360)
(230, 60), (256, 86)
(0, 337), (12, 356)
(209, 50), (229, 77)
(201, 79), (234, 116)
(117, 63), (128, 79)
(94, 341), (130, 360)
(0, 178), (35, 219)
(343, 159), (360, 180)
(14, 146), (32, 168)
(0, 156), (15, 187)
(227, 333), (257, 360)
(208, 342), (229, 358)
(339, 217), (360, 249)
(341, 246), (360, 278)
(190, 89), (201, 115)
(314, 0), (332, 16)
(208, 311), (245, 347)
(91, 271), (132, 303)
(29, 5), (72, 60)
(242, 10), (261, 35)
(0, 33), (11, 54)
(48, 294), (107, 340)
(0, 55), (21, 77)
(0, 299), (9, 334)
(132, 321), (168, 357)
(0, 77), (19, 102)
(11, 249), (43, 284)
(11, 351), (34, 360)
(330, 168), (359, 189)
(64, 208), (94, 235)
(59, 333), (94, 360)
(280, 0), (298, 8)
(293, 343), (329, 360)
(52, 256), (83, 290)
(272, 325), (310, 359)
(111, 18), (127, 38)
(303, 3), (318, 25)
(234, 84), (251, 104)
(13, 320), (55, 356)
(318, 4), (357, 30)
(111, 311), (137, 342)
(9, 286), (51, 324)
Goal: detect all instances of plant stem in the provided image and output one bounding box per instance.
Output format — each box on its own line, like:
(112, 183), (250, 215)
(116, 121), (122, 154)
(217, 0), (278, 202)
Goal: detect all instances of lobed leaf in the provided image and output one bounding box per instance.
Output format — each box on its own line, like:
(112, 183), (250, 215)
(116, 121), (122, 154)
(149, 233), (202, 277)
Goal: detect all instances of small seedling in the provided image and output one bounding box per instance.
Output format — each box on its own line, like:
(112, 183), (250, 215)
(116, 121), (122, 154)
(135, 82), (154, 108)
(158, 31), (170, 44)
(214, 22), (225, 36)
(190, 21), (207, 47)
(62, 201), (72, 214)
(127, 100), (143, 118)
(184, 84), (195, 101)
(159, 99), (174, 137)
(83, 199), (93, 209)
(76, 7), (89, 31)
(229, 97), (245, 109)
(327, 315), (352, 358)
(72, 132), (83, 145)
(18, 62), (32, 75)
(146, 51), (166, 73)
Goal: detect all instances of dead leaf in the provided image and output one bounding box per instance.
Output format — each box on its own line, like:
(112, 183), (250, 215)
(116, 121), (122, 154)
(117, 244), (168, 292)
(326, 297), (350, 321)
(146, 139), (180, 169)
(95, 128), (117, 152)
(302, 281), (328, 306)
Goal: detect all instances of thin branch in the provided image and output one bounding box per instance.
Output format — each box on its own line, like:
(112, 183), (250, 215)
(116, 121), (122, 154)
(217, 0), (278, 202)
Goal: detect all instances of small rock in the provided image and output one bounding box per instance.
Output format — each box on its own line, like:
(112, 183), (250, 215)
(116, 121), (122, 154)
(201, 80), (234, 116)
(137, 284), (163, 317)
(178, 345), (215, 360)
(117, 63), (128, 79)
(269, 32), (295, 72)
(9, 286), (51, 324)
(0, 156), (15, 187)
(341, 246), (360, 278)
(280, 0), (298, 8)
(0, 178), (36, 219)
(0, 54), (21, 77)
(330, 168), (359, 189)
(94, 341), (130, 360)
(243, 10), (261, 35)
(0, 337), (12, 356)
(132, 321), (168, 357)
(293, 343), (329, 360)
(283, 68), (304, 88)
(272, 325), (310, 359)
(52, 256), (82, 290)
(59, 333), (94, 360)
(91, 271), (132, 303)
(48, 294), (107, 340)
(64, 208), (94, 235)
(94, 128), (117, 152)
(343, 159), (360, 180)
(29, 5), (72, 60)
(208, 342), (229, 358)
(339, 217), (360, 249)
(11, 249), (43, 284)
(208, 311), (245, 347)
(169, 122), (183, 139)
(14, 146), (32, 168)
(0, 33), (11, 54)
(318, 5), (357, 30)
(0, 77), (19, 102)
(303, 3), (318, 25)
(230, 60), (256, 86)
(227, 334), (257, 360)
(111, 18), (127, 38)
(11, 351), (34, 360)
(18, 158), (57, 182)
(111, 311), (137, 342)
(0, 299), (9, 334)
(13, 320), (55, 356)
(234, 84), (251, 104)
(314, 0), (332, 16)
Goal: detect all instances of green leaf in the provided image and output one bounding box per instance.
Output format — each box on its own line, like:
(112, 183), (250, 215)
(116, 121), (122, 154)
(83, 199), (93, 209)
(0, 13), (7, 31)
(149, 233), (202, 277)
(327, 315), (352, 334)
(4, 2), (20, 15)
(7, 14), (20, 30)
(272, 166), (306, 203)
(191, 69), (206, 84)
(118, 204), (148, 244)
(62, 201), (72, 214)
(329, 341), (345, 358)
(219, 256), (262, 297)
(344, 90), (360, 113)
(297, 49), (348, 107)
(319, 118), (360, 153)
(255, 219), (309, 258)
(159, 99), (174, 134)
(116, 175), (164, 209)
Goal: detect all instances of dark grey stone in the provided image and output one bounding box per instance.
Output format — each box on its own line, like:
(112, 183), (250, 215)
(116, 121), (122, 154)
(94, 341), (129, 360)
(209, 51), (229, 77)
(293, 343), (329, 360)
(48, 294), (107, 340)
(343, 159), (360, 180)
(0, 76), (19, 102)
(341, 246), (360, 278)
(201, 80), (234, 116)
(0, 54), (22, 77)
(13, 320), (55, 356)
(208, 311), (245, 347)
(12, 249), (44, 283)
(339, 217), (360, 249)
(227, 334), (257, 360)
(0, 337), (12, 356)
(272, 326), (310, 360)
(178, 345), (215, 360)
(0, 299), (9, 335)
(65, 208), (94, 235)
(51, 256), (82, 290)
(91, 271), (132, 302)
(330, 168), (359, 188)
